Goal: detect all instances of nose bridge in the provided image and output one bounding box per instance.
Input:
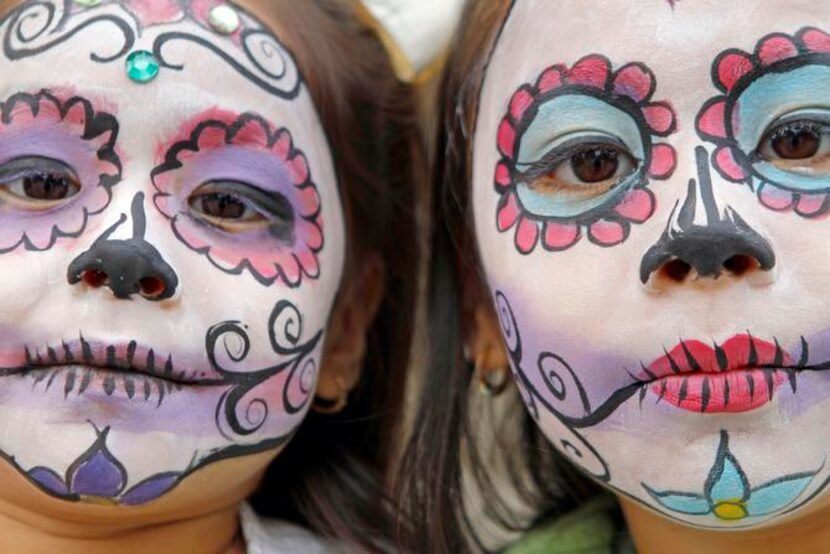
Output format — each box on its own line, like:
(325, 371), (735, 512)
(640, 146), (776, 284)
(67, 191), (179, 300)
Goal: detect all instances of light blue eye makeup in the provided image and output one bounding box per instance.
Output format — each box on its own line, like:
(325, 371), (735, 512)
(736, 64), (830, 152)
(752, 112), (830, 192)
(512, 94), (645, 220)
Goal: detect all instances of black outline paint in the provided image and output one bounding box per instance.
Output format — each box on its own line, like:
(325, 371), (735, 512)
(640, 146), (775, 283)
(493, 54), (674, 255)
(151, 113), (323, 288)
(696, 27), (830, 218)
(0, 89), (121, 254)
(1, 0), (302, 100)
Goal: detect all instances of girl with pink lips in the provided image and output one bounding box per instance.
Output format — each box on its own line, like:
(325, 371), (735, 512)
(0, 0), (419, 553)
(401, 1), (830, 553)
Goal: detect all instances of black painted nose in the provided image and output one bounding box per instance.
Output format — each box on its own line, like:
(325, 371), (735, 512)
(640, 146), (775, 284)
(67, 193), (178, 301)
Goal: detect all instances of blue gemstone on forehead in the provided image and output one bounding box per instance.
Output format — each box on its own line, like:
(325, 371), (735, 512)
(126, 50), (160, 84)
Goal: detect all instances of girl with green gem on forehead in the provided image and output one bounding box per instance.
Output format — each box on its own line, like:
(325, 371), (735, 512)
(0, 0), (419, 552)
(401, 0), (830, 552)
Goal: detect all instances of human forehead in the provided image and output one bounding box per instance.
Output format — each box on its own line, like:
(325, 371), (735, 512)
(487, 0), (830, 95)
(0, 1), (320, 143)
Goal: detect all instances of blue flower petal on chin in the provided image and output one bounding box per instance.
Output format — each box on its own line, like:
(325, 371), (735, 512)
(643, 487), (711, 515)
(643, 431), (822, 522)
(746, 473), (818, 517)
(705, 447), (749, 506)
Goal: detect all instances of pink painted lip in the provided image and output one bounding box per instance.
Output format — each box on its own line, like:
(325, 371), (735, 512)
(642, 334), (796, 413)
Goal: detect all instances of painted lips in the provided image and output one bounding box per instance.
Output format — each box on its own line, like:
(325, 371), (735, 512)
(643, 334), (802, 414)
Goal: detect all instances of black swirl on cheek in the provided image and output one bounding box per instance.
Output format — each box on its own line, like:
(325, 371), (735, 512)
(206, 300), (322, 439)
(493, 290), (611, 482)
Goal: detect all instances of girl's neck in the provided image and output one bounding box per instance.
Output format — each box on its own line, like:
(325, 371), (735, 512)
(621, 497), (830, 554)
(0, 498), (243, 554)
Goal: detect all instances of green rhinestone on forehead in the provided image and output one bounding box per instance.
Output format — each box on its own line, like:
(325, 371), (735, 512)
(125, 50), (160, 84)
(73, 0), (102, 6)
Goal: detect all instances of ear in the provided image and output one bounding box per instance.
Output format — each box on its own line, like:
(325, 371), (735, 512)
(461, 269), (510, 388)
(316, 253), (385, 406)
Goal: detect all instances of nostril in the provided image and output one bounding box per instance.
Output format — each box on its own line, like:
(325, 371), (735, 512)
(723, 254), (758, 276)
(661, 259), (692, 283)
(81, 269), (108, 288)
(139, 276), (166, 299)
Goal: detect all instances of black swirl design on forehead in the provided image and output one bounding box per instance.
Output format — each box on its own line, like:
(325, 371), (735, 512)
(2, 0), (302, 100)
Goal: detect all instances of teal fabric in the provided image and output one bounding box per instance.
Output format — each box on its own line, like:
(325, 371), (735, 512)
(505, 497), (635, 554)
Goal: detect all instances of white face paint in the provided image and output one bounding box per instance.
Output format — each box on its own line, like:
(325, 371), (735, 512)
(0, 0), (344, 505)
(474, 0), (830, 529)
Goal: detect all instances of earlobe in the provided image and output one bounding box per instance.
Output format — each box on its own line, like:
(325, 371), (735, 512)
(468, 302), (512, 396)
(315, 254), (385, 412)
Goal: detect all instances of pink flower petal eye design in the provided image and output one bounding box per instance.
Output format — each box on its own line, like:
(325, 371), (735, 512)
(696, 27), (830, 218)
(152, 110), (324, 288)
(495, 55), (677, 255)
(0, 90), (121, 254)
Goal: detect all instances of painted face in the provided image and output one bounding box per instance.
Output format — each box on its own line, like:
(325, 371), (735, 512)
(474, 0), (830, 529)
(0, 1), (343, 506)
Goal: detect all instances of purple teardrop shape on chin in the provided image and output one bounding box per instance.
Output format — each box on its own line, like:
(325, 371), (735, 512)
(69, 447), (127, 498)
(120, 472), (180, 506)
(28, 467), (68, 496)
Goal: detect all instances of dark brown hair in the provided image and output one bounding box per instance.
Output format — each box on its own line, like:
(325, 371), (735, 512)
(244, 1), (421, 552)
(398, 1), (599, 552)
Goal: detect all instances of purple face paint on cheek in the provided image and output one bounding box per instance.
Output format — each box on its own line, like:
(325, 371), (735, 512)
(153, 110), (324, 288)
(0, 91), (120, 253)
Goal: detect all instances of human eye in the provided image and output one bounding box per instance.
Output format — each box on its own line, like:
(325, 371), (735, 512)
(757, 115), (830, 175)
(521, 136), (638, 201)
(188, 180), (295, 238)
(0, 156), (81, 210)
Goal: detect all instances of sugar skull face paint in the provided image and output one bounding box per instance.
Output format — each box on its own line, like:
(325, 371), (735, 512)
(475, 0), (830, 529)
(0, 0), (344, 507)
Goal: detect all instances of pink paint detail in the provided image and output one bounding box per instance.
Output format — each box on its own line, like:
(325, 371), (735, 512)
(154, 111), (324, 287)
(642, 103), (675, 135)
(542, 221), (580, 250)
(757, 35), (799, 65)
(656, 370), (787, 413)
(795, 193), (830, 217)
(155, 108), (239, 161)
(287, 153), (309, 184)
(509, 87), (534, 121)
(124, 0), (184, 26)
(497, 118), (516, 158)
(588, 220), (625, 246)
(612, 63), (653, 103)
(497, 193), (520, 231)
(229, 119), (271, 149)
(802, 28), (830, 52)
(273, 130), (291, 160)
(648, 144), (676, 179)
(567, 55), (610, 89)
(716, 52), (753, 92)
(758, 184), (795, 211)
(494, 162), (511, 189)
(515, 217), (539, 254)
(697, 99), (727, 139)
(297, 185), (321, 217)
(536, 65), (565, 94)
(713, 146), (748, 181)
(614, 189), (655, 223)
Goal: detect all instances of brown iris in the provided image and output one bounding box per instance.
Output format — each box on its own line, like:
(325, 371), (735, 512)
(23, 173), (76, 200)
(198, 193), (246, 219)
(771, 126), (821, 160)
(571, 148), (620, 182)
